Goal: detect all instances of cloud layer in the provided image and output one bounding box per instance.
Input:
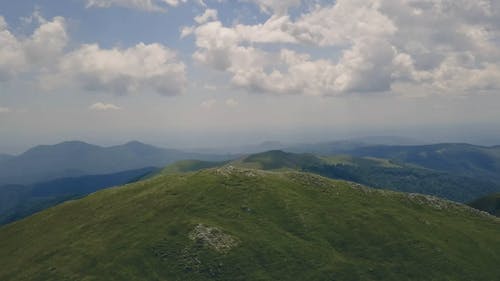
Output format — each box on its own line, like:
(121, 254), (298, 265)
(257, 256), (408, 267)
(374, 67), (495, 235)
(2, 0), (500, 99)
(187, 0), (500, 96)
(0, 15), (67, 80)
(0, 15), (186, 96)
(44, 43), (186, 95)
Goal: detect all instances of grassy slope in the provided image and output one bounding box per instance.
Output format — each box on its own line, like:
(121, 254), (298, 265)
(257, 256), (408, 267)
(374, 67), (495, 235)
(469, 193), (500, 217)
(0, 168), (499, 281)
(232, 151), (500, 203)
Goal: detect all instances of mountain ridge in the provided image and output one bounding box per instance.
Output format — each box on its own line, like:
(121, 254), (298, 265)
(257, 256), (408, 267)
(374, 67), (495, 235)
(160, 150), (500, 203)
(0, 141), (233, 185)
(0, 167), (498, 280)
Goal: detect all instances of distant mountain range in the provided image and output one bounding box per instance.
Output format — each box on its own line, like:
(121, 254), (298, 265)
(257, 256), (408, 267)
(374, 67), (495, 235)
(187, 136), (424, 154)
(0, 141), (233, 185)
(2, 140), (500, 226)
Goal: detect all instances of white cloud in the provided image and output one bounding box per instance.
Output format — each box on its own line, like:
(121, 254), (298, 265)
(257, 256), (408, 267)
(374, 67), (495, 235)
(0, 107), (10, 114)
(89, 102), (122, 111)
(189, 0), (500, 97)
(1, 13), (187, 96)
(42, 43), (187, 96)
(194, 9), (218, 24)
(225, 98), (239, 107)
(85, 0), (188, 12)
(200, 99), (217, 109)
(248, 0), (301, 15)
(180, 26), (195, 38)
(0, 15), (67, 80)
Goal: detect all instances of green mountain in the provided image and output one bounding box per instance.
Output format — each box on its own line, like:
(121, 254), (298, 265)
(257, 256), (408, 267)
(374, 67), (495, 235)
(0, 167), (498, 280)
(469, 193), (500, 217)
(3, 148), (499, 228)
(173, 151), (500, 203)
(302, 157), (500, 203)
(0, 141), (232, 185)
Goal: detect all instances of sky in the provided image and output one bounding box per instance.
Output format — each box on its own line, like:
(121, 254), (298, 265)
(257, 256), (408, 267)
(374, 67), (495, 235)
(1, 0), (500, 153)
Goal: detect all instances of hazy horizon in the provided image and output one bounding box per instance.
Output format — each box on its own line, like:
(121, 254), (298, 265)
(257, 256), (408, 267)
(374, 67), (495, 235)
(2, 124), (500, 155)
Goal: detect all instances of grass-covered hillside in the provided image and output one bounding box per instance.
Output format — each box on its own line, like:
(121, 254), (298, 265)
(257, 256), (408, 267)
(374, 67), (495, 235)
(469, 193), (500, 217)
(0, 167), (499, 281)
(189, 151), (500, 203)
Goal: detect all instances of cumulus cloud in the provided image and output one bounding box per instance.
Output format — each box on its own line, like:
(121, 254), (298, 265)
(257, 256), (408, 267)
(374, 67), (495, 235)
(1, 13), (187, 96)
(89, 102), (122, 111)
(194, 9), (217, 24)
(43, 43), (187, 95)
(0, 15), (67, 80)
(188, 0), (500, 96)
(85, 0), (188, 12)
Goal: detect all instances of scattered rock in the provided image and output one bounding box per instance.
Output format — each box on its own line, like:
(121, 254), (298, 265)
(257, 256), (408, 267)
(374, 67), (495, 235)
(288, 172), (332, 188)
(214, 166), (260, 178)
(189, 224), (239, 253)
(405, 193), (498, 219)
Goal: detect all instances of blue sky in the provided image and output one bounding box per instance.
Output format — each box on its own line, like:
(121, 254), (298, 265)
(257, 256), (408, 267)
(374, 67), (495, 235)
(1, 0), (500, 153)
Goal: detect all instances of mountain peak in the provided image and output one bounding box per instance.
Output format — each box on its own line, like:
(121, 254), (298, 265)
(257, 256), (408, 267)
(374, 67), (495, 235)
(21, 141), (100, 156)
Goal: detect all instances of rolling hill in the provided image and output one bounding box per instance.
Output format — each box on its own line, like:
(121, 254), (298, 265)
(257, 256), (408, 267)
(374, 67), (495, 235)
(469, 193), (500, 217)
(166, 151), (500, 203)
(0, 141), (232, 185)
(0, 167), (498, 280)
(3, 146), (499, 227)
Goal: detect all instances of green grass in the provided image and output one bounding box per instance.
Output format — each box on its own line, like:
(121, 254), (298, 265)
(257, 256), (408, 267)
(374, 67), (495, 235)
(229, 151), (500, 203)
(0, 167), (499, 281)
